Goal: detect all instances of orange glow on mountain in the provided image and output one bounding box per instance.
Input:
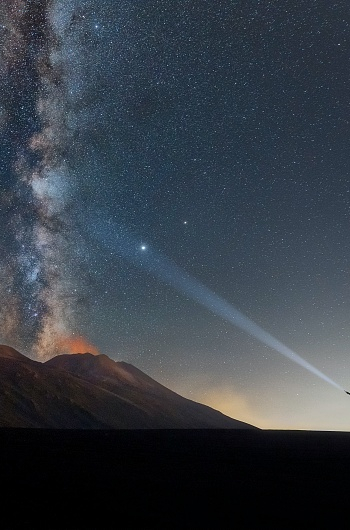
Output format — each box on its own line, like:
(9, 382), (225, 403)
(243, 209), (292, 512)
(58, 336), (100, 356)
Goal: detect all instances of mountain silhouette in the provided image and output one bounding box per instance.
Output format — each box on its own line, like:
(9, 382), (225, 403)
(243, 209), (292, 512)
(0, 345), (256, 429)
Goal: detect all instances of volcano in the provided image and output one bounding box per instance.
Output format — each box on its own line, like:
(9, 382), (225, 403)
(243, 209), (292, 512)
(0, 345), (256, 429)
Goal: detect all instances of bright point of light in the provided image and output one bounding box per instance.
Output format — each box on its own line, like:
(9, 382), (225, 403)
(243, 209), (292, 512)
(89, 214), (343, 393)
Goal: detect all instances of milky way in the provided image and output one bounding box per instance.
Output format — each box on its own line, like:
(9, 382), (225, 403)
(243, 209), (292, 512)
(0, 1), (87, 358)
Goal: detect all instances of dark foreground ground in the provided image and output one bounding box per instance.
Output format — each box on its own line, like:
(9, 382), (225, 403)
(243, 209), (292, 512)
(0, 428), (349, 528)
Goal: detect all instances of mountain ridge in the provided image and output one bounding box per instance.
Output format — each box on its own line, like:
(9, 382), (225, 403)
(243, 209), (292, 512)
(0, 344), (257, 430)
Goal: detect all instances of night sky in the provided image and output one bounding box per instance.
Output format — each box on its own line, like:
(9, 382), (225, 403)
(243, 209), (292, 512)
(1, 0), (350, 430)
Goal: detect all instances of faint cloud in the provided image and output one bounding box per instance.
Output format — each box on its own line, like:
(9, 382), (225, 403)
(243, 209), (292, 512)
(171, 373), (265, 428)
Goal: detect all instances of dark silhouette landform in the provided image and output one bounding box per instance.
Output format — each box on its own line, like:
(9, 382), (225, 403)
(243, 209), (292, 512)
(0, 344), (255, 429)
(0, 345), (349, 528)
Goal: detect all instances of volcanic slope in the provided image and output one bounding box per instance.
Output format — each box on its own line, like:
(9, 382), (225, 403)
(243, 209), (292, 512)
(0, 345), (256, 429)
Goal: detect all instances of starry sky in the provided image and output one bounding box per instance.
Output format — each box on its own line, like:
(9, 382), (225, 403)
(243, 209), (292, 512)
(1, 0), (350, 430)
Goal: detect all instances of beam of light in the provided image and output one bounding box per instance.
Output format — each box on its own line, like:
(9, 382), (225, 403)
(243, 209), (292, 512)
(88, 215), (343, 392)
